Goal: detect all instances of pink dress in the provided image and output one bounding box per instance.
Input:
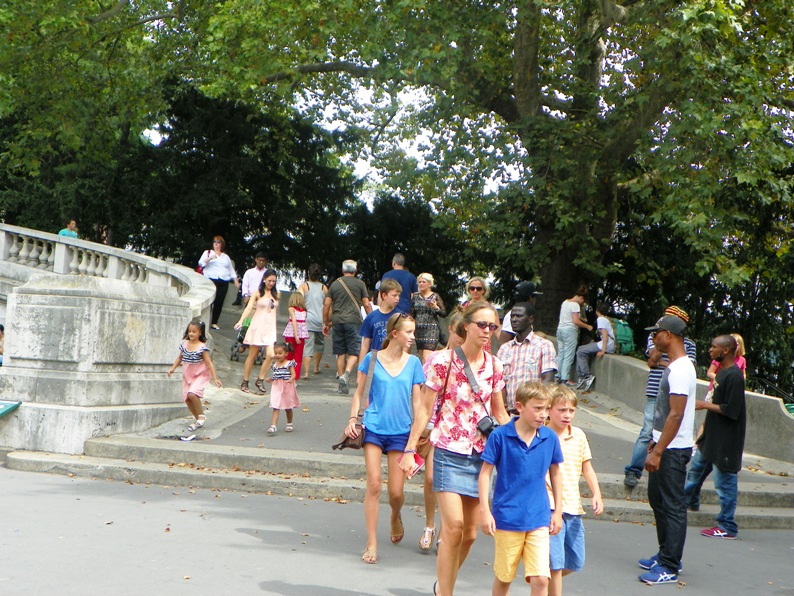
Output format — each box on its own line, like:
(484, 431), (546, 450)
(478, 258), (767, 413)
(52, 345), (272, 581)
(244, 294), (278, 346)
(180, 341), (211, 402)
(269, 360), (300, 410)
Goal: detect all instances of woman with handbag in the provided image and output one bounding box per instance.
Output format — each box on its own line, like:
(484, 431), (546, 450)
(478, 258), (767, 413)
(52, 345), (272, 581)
(401, 301), (510, 596)
(344, 313), (426, 565)
(197, 236), (239, 330)
(410, 272), (447, 363)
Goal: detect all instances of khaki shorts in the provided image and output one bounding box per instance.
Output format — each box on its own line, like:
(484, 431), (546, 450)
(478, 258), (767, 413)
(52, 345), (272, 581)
(493, 527), (550, 583)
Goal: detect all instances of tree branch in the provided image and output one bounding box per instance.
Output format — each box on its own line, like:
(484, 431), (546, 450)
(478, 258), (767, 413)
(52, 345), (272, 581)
(89, 0), (186, 26)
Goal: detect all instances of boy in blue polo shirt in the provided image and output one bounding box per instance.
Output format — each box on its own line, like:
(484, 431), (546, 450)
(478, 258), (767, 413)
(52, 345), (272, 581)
(479, 381), (564, 596)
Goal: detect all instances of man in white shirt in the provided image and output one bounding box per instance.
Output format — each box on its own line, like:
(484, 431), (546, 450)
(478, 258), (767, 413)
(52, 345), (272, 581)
(241, 253), (269, 306)
(637, 315), (697, 586)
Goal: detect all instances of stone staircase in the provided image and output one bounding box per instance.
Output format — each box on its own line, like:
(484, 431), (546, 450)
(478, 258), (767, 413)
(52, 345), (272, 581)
(7, 434), (793, 529)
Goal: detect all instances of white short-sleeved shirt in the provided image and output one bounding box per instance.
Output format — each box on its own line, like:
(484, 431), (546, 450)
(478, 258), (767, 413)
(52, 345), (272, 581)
(557, 300), (581, 329)
(652, 355), (697, 449)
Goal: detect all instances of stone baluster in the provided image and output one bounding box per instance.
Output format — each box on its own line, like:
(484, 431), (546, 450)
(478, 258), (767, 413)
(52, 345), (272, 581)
(120, 261), (132, 281)
(86, 251), (98, 276)
(95, 254), (107, 277)
(68, 246), (80, 274)
(77, 250), (90, 275)
(18, 235), (31, 264)
(7, 233), (20, 262)
(28, 239), (41, 266)
(37, 241), (51, 269)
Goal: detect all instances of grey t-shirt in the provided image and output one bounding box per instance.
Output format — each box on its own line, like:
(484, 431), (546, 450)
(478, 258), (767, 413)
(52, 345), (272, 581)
(303, 281), (326, 332)
(328, 276), (368, 325)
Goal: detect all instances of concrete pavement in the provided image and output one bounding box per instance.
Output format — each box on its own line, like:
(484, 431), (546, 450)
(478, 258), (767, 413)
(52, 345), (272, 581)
(0, 465), (792, 595)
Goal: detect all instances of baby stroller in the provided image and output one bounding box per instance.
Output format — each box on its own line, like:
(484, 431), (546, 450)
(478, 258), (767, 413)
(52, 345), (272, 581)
(230, 319), (264, 364)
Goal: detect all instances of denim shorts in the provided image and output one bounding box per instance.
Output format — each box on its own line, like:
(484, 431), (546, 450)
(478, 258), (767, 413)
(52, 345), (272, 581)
(363, 430), (409, 453)
(433, 447), (483, 498)
(549, 513), (586, 572)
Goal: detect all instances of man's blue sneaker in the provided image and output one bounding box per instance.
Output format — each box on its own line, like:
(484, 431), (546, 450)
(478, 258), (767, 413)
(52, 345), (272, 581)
(639, 565), (678, 585)
(638, 554), (682, 573)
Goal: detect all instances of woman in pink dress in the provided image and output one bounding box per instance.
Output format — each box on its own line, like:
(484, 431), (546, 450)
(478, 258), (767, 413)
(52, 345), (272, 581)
(235, 270), (278, 394)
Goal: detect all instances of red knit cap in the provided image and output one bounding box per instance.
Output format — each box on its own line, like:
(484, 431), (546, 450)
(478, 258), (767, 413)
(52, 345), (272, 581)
(664, 305), (689, 324)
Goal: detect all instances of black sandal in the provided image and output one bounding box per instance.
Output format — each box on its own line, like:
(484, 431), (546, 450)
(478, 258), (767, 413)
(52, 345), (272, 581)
(240, 380), (251, 393)
(255, 378), (267, 394)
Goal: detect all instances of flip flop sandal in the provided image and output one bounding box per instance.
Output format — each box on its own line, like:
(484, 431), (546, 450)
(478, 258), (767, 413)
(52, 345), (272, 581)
(419, 527), (435, 552)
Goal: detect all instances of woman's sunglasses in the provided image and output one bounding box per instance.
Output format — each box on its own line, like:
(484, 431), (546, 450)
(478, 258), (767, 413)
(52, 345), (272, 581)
(468, 286), (484, 292)
(473, 321), (498, 332)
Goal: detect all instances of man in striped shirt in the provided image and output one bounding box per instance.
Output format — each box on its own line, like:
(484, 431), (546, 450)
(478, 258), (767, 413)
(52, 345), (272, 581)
(624, 306), (697, 489)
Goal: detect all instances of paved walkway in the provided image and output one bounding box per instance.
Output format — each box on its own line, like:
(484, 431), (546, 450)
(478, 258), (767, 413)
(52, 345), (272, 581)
(1, 298), (793, 594)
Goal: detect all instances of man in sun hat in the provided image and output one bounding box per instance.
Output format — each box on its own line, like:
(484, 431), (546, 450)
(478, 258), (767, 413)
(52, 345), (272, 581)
(624, 306), (697, 489)
(637, 313), (697, 586)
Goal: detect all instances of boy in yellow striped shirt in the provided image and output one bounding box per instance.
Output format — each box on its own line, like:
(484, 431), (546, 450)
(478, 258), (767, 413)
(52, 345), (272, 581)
(546, 385), (603, 596)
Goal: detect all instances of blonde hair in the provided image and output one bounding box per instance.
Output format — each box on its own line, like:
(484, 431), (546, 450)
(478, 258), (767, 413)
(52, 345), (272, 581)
(418, 272), (435, 286)
(467, 276), (490, 299)
(515, 381), (552, 406)
(381, 313), (414, 349)
(731, 333), (745, 357)
(289, 291), (305, 309)
(549, 384), (579, 408)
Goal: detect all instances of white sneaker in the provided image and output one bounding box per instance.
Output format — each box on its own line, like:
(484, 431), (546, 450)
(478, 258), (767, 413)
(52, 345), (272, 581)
(338, 374), (349, 394)
(583, 375), (596, 392)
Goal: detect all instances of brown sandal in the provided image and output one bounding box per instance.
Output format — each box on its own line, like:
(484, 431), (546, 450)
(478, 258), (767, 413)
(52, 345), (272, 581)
(361, 548), (377, 564)
(390, 514), (404, 544)
(240, 380), (251, 393)
(255, 378), (267, 394)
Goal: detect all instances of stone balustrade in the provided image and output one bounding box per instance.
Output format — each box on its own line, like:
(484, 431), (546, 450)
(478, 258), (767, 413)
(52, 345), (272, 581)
(0, 224), (217, 454)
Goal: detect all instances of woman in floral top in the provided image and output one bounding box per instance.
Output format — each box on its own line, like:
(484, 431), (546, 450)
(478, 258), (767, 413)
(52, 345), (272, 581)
(401, 301), (510, 596)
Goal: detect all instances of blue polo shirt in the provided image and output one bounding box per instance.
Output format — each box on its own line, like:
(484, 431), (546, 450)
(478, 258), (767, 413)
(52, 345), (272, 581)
(482, 421), (564, 532)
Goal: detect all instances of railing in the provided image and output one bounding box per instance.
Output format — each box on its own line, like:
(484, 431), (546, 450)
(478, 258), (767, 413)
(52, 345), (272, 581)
(747, 376), (793, 404)
(0, 224), (214, 317)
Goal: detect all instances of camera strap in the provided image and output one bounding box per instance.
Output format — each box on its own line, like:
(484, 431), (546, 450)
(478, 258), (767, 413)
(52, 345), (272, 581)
(454, 347), (481, 394)
(454, 347), (498, 420)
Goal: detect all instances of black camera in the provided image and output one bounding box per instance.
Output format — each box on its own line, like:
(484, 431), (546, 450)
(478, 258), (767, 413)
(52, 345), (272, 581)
(477, 415), (499, 437)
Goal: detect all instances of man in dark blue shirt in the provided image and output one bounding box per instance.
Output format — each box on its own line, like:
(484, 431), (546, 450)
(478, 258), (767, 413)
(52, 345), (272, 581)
(381, 252), (418, 314)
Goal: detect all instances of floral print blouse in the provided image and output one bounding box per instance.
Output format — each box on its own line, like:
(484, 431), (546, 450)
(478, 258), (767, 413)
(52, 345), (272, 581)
(424, 348), (505, 455)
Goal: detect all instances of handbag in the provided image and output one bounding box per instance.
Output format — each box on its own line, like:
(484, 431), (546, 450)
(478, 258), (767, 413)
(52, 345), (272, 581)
(196, 250), (210, 274)
(331, 350), (378, 450)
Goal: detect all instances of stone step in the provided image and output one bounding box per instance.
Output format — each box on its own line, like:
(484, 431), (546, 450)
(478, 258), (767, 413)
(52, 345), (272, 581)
(83, 435), (794, 509)
(7, 450), (793, 530)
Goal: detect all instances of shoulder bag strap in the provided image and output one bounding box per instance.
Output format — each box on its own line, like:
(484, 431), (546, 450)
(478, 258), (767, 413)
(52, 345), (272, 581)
(359, 349), (378, 412)
(454, 346), (481, 394)
(432, 351), (456, 419)
(336, 277), (363, 319)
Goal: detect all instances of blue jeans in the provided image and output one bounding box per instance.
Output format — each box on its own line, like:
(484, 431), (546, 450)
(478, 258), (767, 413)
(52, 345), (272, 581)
(684, 448), (739, 536)
(575, 341), (601, 379)
(648, 448), (691, 574)
(556, 326), (578, 382)
(625, 397), (656, 478)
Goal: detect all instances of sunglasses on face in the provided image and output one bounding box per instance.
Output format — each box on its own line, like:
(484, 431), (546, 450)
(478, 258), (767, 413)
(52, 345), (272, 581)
(468, 286), (484, 292)
(473, 321), (498, 332)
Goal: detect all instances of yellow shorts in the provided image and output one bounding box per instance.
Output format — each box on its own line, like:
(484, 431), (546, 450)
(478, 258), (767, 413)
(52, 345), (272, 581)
(493, 527), (550, 583)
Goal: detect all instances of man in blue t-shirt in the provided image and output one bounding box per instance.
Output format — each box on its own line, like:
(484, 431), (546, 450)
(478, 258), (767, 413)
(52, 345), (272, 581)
(358, 279), (402, 363)
(58, 219), (78, 238)
(380, 252), (418, 314)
